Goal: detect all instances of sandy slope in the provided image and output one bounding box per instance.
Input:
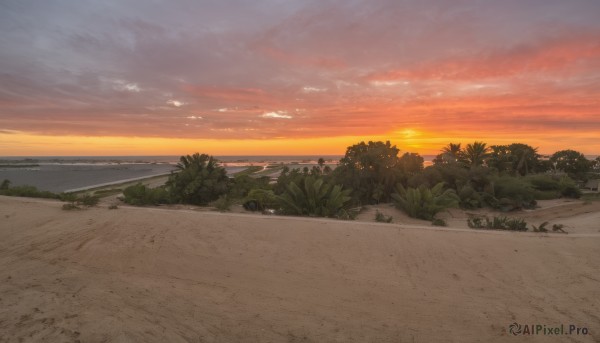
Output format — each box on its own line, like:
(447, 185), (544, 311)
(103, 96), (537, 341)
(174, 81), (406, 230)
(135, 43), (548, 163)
(0, 196), (599, 342)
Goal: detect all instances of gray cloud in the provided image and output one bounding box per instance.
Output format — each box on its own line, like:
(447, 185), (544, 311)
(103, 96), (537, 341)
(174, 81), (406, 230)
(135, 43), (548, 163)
(1, 0), (599, 139)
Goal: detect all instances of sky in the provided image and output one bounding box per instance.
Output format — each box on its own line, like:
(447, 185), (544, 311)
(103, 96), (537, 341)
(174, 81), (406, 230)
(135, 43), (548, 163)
(1, 0), (599, 156)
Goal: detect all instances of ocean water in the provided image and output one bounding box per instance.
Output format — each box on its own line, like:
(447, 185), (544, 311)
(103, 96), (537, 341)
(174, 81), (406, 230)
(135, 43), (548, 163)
(0, 154), (439, 192)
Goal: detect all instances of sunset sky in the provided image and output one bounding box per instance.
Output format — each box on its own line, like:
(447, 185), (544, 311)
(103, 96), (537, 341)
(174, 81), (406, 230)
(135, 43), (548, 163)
(1, 0), (599, 156)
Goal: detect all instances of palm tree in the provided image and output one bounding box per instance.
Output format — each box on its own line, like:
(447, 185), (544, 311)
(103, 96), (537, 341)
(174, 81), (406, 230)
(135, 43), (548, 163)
(510, 143), (539, 176)
(277, 175), (352, 217)
(462, 142), (490, 167)
(391, 182), (459, 220)
(176, 153), (218, 171)
(435, 143), (462, 164)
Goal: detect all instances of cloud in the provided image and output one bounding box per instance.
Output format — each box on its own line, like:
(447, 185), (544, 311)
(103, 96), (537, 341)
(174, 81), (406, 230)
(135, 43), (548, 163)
(261, 111), (292, 119)
(113, 80), (141, 92)
(167, 99), (184, 107)
(302, 86), (327, 93)
(0, 1), (599, 153)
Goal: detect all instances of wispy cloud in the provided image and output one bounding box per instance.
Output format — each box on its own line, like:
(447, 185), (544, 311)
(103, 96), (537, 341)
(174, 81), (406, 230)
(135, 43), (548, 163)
(261, 111), (292, 119)
(0, 1), (599, 154)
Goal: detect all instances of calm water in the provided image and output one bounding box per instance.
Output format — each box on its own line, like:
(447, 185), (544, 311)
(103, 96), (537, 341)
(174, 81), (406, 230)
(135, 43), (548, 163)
(0, 154), (434, 192)
(0, 155), (342, 192)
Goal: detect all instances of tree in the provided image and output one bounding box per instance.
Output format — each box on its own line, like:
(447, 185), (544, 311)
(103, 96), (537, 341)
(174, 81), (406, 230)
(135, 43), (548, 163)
(433, 143), (462, 165)
(399, 152), (424, 175)
(392, 182), (459, 220)
(550, 150), (591, 176)
(462, 142), (490, 167)
(166, 153), (229, 205)
(488, 143), (540, 175)
(277, 175), (352, 217)
(332, 140), (403, 203)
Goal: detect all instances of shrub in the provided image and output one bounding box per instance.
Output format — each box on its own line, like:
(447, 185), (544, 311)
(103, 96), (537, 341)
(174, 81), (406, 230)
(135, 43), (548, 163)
(552, 224), (567, 233)
(489, 176), (536, 211)
(557, 176), (581, 198)
(212, 195), (231, 211)
(331, 140), (405, 204)
(166, 153), (229, 205)
(375, 210), (393, 223)
(467, 216), (485, 229)
(0, 185), (61, 199)
(108, 204), (119, 210)
(392, 182), (459, 220)
(0, 179), (10, 190)
(243, 189), (279, 211)
(467, 216), (528, 231)
(458, 185), (483, 209)
(78, 194), (99, 207)
(431, 218), (447, 226)
(228, 174), (271, 199)
(526, 174), (581, 199)
(277, 175), (352, 217)
(122, 183), (169, 205)
(532, 222), (549, 232)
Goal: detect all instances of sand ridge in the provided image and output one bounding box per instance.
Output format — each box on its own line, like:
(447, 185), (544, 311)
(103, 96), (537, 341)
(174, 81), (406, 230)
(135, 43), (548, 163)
(0, 196), (599, 342)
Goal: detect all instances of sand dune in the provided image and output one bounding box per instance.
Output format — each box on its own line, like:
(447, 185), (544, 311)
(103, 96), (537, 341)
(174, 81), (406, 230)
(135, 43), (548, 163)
(0, 196), (599, 342)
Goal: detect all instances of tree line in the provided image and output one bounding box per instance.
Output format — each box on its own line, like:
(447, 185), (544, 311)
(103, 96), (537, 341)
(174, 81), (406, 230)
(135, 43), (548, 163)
(120, 141), (599, 223)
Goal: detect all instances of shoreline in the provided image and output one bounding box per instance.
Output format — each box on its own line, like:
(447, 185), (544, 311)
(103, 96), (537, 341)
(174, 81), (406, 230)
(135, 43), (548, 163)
(64, 172), (172, 193)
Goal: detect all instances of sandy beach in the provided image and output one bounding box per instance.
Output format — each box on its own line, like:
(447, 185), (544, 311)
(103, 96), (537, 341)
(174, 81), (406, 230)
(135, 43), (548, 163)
(0, 196), (599, 342)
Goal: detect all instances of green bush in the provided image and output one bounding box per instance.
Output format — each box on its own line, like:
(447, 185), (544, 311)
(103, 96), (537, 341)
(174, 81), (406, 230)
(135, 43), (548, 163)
(122, 183), (169, 205)
(228, 174), (271, 199)
(212, 195), (231, 211)
(557, 176), (581, 198)
(166, 153), (229, 205)
(467, 216), (528, 231)
(458, 185), (483, 209)
(431, 218), (447, 226)
(375, 210), (393, 223)
(532, 222), (549, 232)
(243, 189), (279, 211)
(0, 184), (61, 199)
(489, 176), (536, 211)
(552, 224), (567, 233)
(331, 141), (405, 204)
(392, 182), (459, 220)
(78, 194), (99, 207)
(525, 174), (580, 199)
(277, 175), (352, 217)
(0, 179), (10, 190)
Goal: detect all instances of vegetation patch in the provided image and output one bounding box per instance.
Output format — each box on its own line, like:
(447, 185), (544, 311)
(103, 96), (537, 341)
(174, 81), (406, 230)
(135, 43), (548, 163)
(431, 218), (447, 226)
(467, 216), (528, 231)
(121, 183), (169, 205)
(375, 210), (393, 223)
(392, 182), (459, 220)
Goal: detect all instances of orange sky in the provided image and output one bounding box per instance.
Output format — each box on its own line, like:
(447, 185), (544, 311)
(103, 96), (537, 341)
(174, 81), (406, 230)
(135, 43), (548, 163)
(1, 1), (599, 156)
